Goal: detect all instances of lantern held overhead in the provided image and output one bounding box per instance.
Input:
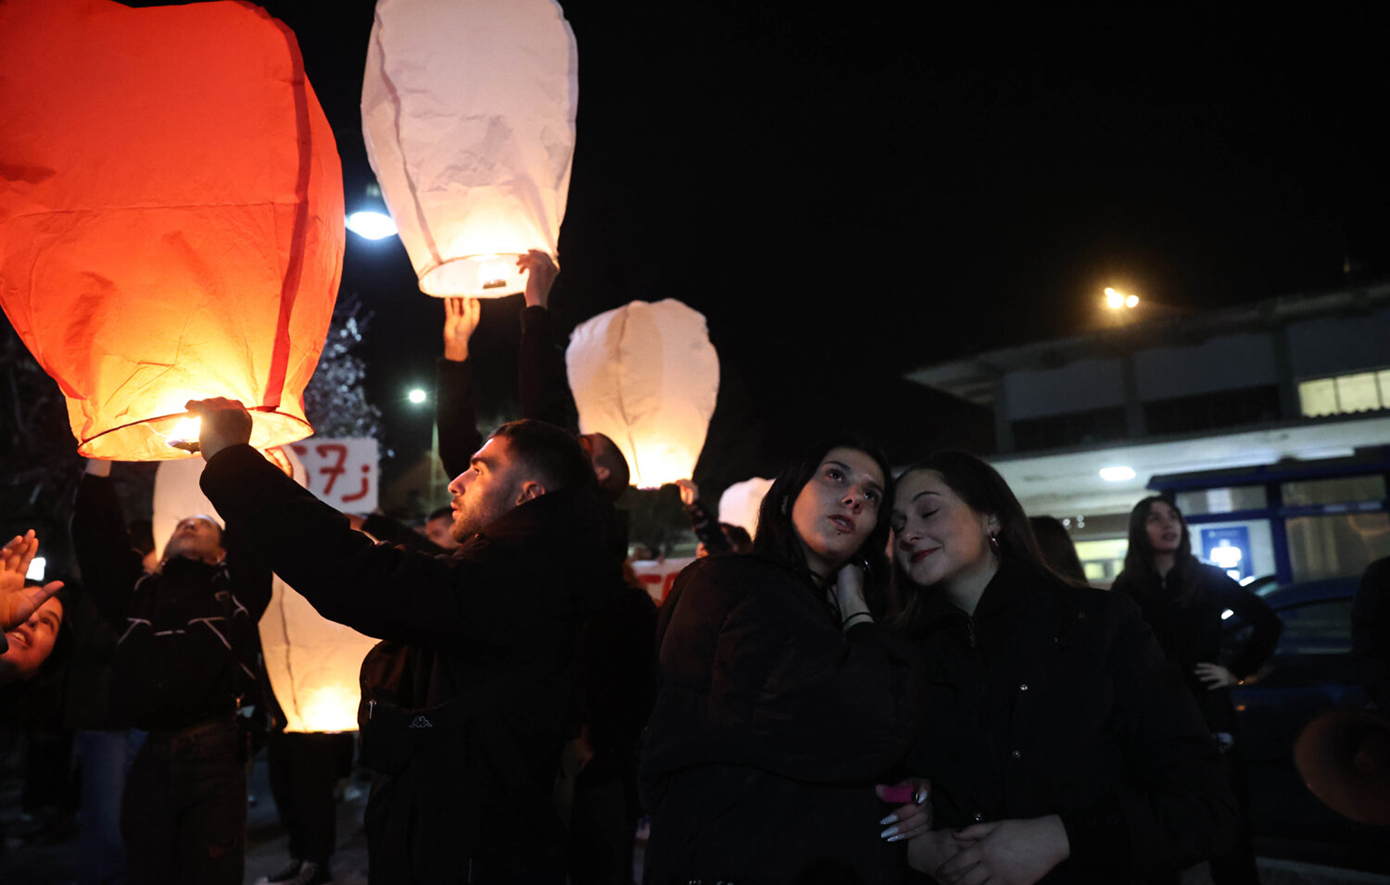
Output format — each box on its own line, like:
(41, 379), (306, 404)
(566, 299), (720, 489)
(0, 0), (344, 460)
(362, 0), (578, 298)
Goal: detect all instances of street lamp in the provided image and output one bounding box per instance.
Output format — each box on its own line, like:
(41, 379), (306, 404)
(407, 387), (427, 405)
(346, 210), (398, 240)
(1104, 287), (1139, 310)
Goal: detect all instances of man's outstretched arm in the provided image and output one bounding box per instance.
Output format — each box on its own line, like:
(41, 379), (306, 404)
(437, 296), (484, 479)
(188, 399), (520, 649)
(516, 250), (579, 432)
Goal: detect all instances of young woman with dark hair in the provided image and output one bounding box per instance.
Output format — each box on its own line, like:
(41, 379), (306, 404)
(890, 453), (1236, 884)
(1111, 496), (1282, 885)
(641, 435), (920, 884)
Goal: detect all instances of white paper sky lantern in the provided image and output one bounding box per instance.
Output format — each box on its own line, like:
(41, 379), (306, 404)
(154, 449), (376, 733)
(362, 0), (578, 298)
(718, 477), (774, 539)
(567, 299), (720, 489)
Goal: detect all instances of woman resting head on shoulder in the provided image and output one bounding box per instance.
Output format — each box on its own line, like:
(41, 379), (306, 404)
(641, 435), (922, 885)
(892, 451), (1074, 621)
(889, 452), (1235, 885)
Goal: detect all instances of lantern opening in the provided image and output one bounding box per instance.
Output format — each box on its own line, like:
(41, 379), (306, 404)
(79, 407), (312, 461)
(419, 254), (532, 298)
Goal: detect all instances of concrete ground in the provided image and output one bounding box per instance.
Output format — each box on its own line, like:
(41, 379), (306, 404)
(1, 738), (1385, 885)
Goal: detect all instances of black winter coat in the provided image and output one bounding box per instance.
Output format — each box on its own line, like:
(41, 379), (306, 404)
(201, 444), (615, 883)
(72, 473), (270, 732)
(641, 555), (918, 885)
(1111, 559), (1282, 732)
(903, 559), (1236, 884)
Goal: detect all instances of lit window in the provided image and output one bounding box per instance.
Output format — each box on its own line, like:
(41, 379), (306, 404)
(1298, 369), (1390, 418)
(1335, 372), (1380, 413)
(1298, 378), (1338, 417)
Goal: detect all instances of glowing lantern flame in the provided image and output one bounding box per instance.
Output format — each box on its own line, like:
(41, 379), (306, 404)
(163, 416), (202, 450)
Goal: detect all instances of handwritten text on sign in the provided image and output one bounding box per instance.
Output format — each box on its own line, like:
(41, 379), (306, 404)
(629, 557), (696, 605)
(289, 438), (379, 512)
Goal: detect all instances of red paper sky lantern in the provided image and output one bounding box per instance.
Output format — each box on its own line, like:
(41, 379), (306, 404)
(0, 0), (344, 460)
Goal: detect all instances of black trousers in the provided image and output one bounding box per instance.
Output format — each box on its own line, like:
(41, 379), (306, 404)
(122, 716), (245, 885)
(267, 730), (353, 866)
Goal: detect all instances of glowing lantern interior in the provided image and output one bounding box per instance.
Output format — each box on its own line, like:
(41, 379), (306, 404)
(0, 0), (344, 460)
(566, 299), (720, 489)
(718, 477), (774, 539)
(362, 0), (578, 297)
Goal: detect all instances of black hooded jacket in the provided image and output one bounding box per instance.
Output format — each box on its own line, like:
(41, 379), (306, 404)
(641, 554), (918, 885)
(72, 472), (270, 731)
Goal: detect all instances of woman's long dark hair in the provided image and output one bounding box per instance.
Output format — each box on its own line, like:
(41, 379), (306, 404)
(894, 451), (1084, 630)
(1120, 495), (1197, 603)
(752, 434), (895, 616)
(1029, 516), (1088, 585)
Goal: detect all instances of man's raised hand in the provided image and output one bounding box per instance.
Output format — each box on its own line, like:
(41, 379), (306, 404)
(185, 398), (253, 461)
(519, 250), (559, 308)
(443, 297), (482, 362)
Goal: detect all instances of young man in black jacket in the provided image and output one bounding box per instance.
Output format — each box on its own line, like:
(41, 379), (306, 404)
(189, 399), (615, 884)
(72, 459), (271, 885)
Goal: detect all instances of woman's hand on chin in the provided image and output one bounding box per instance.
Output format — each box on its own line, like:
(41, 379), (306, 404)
(829, 561), (872, 631)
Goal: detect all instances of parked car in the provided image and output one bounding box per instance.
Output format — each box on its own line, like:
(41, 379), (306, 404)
(1227, 576), (1388, 872)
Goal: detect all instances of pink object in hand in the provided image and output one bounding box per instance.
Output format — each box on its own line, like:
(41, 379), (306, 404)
(879, 785), (914, 804)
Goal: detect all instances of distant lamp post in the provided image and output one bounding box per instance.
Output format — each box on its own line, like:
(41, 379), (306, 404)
(407, 388), (428, 405)
(1104, 287), (1139, 310)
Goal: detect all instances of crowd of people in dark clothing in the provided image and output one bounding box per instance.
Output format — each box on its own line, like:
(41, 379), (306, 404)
(2, 253), (1388, 885)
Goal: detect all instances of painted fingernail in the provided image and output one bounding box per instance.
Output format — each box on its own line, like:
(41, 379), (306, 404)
(887, 833), (907, 843)
(880, 825), (899, 839)
(879, 814), (898, 826)
(915, 789), (929, 805)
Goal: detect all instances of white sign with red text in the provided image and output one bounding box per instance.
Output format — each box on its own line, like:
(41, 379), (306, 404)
(629, 556), (696, 605)
(289, 437), (379, 513)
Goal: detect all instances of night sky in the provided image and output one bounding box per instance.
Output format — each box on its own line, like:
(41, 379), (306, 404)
(22, 2), (1390, 492)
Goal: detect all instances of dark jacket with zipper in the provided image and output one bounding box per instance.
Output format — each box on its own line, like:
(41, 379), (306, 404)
(201, 443), (615, 884)
(903, 558), (1236, 884)
(71, 472), (270, 732)
(641, 555), (918, 885)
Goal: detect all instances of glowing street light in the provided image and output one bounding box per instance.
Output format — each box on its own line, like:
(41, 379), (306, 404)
(346, 210), (398, 240)
(1104, 287), (1139, 310)
(407, 387), (427, 405)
